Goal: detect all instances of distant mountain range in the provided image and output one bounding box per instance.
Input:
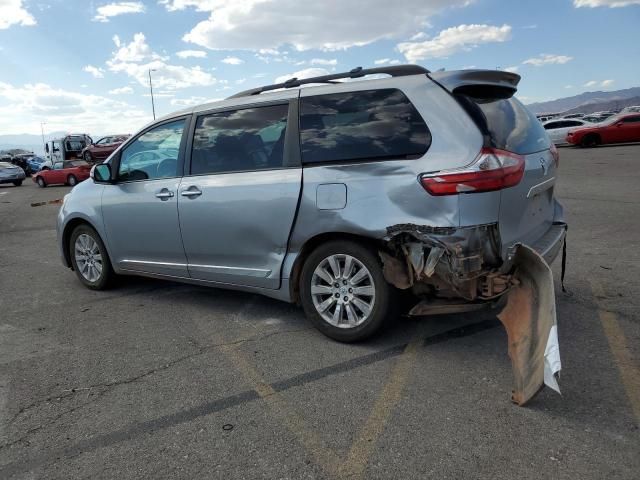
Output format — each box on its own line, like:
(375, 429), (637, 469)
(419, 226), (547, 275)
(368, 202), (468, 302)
(526, 87), (640, 114)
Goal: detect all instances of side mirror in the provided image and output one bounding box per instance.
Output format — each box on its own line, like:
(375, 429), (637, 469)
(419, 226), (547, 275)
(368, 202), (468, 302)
(93, 164), (112, 183)
(616, 122), (623, 127)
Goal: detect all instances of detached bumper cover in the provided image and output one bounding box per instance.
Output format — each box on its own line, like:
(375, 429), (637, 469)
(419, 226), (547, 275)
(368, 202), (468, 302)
(498, 243), (561, 405)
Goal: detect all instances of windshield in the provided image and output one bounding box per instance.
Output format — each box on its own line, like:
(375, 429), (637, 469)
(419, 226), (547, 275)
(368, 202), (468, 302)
(598, 115), (623, 126)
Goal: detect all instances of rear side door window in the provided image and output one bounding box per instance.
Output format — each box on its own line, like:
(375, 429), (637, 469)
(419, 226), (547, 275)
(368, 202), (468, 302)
(118, 119), (186, 182)
(190, 104), (289, 175)
(299, 89), (431, 164)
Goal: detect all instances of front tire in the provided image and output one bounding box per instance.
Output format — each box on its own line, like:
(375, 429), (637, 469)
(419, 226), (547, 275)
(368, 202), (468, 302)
(581, 134), (600, 148)
(300, 240), (393, 342)
(36, 177), (46, 188)
(69, 225), (114, 290)
(12, 180), (22, 186)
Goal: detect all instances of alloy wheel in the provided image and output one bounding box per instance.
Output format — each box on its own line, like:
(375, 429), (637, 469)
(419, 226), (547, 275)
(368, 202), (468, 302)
(74, 234), (103, 283)
(311, 254), (376, 328)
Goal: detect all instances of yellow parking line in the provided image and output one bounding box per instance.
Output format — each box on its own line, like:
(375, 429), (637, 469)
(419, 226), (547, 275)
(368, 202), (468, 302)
(591, 281), (640, 424)
(339, 335), (422, 479)
(217, 337), (341, 478)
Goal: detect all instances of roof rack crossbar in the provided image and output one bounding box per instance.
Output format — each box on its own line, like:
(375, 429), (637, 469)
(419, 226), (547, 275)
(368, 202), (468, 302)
(227, 64), (429, 99)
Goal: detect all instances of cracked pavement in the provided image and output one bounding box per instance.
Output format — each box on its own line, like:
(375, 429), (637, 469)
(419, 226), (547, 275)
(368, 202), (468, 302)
(1, 145), (639, 479)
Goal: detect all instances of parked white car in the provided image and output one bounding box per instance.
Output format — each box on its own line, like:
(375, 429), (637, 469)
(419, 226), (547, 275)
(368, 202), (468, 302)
(543, 118), (592, 145)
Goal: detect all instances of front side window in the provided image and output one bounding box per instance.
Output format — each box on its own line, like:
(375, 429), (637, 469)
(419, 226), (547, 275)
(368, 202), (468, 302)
(544, 122), (560, 130)
(191, 104), (289, 175)
(299, 89), (431, 164)
(96, 137), (109, 146)
(53, 162), (63, 170)
(118, 119), (185, 181)
(622, 116), (640, 123)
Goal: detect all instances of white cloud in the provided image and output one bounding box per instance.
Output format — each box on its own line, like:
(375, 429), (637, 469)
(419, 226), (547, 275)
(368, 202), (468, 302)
(0, 0), (36, 29)
(0, 81), (149, 134)
(565, 85), (574, 89)
(106, 33), (217, 90)
(373, 58), (402, 66)
(601, 79), (615, 87)
(83, 65), (105, 78)
(309, 58), (337, 66)
(160, 0), (472, 51)
(584, 80), (598, 87)
(504, 65), (519, 73)
(522, 54), (573, 66)
(221, 56), (244, 65)
(397, 24), (512, 62)
(176, 49), (207, 58)
(113, 34), (121, 47)
(170, 96), (222, 107)
(574, 0), (640, 7)
(93, 2), (145, 22)
(108, 86), (133, 94)
(275, 68), (330, 84)
(409, 32), (428, 40)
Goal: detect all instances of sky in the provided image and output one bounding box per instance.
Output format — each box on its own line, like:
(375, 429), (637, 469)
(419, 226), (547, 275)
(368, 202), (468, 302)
(0, 0), (638, 136)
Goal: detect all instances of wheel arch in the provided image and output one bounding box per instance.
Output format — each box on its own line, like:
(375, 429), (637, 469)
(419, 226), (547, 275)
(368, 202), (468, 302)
(62, 217), (105, 270)
(287, 231), (383, 304)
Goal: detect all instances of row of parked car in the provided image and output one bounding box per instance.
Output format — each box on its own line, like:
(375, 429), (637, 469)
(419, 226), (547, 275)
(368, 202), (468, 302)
(0, 134), (130, 188)
(542, 112), (640, 147)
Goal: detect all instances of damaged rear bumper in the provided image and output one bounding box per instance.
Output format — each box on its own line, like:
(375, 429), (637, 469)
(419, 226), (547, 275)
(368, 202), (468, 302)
(380, 221), (567, 405)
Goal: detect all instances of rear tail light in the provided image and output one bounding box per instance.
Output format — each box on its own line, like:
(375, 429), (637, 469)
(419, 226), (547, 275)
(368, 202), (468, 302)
(420, 148), (525, 196)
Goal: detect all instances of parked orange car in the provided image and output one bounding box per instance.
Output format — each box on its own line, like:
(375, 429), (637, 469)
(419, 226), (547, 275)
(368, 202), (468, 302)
(32, 160), (92, 187)
(567, 113), (640, 147)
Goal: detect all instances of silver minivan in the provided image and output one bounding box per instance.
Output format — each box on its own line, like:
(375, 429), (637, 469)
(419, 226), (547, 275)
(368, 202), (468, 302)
(57, 66), (566, 401)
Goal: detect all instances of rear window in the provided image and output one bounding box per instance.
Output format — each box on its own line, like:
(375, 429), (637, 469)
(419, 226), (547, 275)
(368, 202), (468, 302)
(300, 89), (431, 164)
(463, 96), (550, 154)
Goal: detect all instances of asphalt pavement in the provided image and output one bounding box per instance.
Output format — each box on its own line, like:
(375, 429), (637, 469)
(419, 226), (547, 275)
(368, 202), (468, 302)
(1, 145), (639, 479)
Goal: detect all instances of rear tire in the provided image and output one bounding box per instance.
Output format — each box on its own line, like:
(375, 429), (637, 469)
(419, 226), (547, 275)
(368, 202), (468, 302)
(300, 240), (394, 342)
(84, 151), (92, 162)
(69, 224), (114, 290)
(12, 180), (22, 186)
(581, 134), (600, 148)
(67, 175), (77, 186)
(36, 177), (46, 188)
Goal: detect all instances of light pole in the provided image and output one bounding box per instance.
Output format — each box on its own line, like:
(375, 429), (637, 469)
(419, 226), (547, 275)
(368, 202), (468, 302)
(148, 69), (156, 120)
(40, 122), (46, 154)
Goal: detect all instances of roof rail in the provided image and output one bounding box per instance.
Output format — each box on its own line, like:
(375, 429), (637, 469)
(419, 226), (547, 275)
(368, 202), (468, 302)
(227, 64), (430, 99)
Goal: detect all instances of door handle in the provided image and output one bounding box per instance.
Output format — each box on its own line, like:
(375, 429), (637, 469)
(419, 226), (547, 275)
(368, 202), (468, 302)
(181, 187), (202, 198)
(155, 190), (174, 200)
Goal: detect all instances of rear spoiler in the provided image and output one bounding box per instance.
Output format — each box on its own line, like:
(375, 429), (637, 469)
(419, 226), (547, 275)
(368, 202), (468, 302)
(428, 69), (521, 100)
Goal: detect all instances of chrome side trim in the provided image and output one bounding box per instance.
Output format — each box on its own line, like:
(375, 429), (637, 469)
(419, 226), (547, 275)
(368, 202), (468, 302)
(118, 259), (187, 272)
(527, 177), (556, 198)
(188, 264), (272, 278)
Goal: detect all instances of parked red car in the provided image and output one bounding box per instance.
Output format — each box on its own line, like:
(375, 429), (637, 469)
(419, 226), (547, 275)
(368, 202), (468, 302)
(567, 113), (640, 147)
(80, 134), (130, 162)
(32, 160), (91, 187)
